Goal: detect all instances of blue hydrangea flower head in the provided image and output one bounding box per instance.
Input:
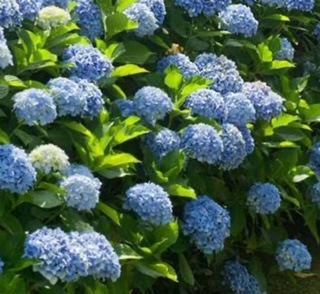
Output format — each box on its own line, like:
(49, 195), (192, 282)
(247, 183), (281, 214)
(285, 0), (314, 11)
(181, 123), (223, 164)
(219, 123), (247, 170)
(75, 78), (104, 118)
(63, 45), (114, 82)
(133, 86), (173, 125)
(140, 0), (166, 24)
(242, 81), (284, 121)
(314, 24), (320, 40)
(24, 227), (121, 283)
(115, 99), (135, 117)
(223, 92), (256, 127)
(219, 4), (258, 37)
(61, 174), (101, 211)
(175, 0), (203, 16)
(0, 30), (13, 69)
(0, 0), (22, 28)
(183, 196), (230, 254)
(29, 144), (69, 175)
(309, 182), (320, 205)
(125, 3), (159, 37)
(17, 0), (41, 20)
(224, 261), (262, 294)
(70, 231), (121, 281)
(74, 0), (103, 40)
(145, 128), (180, 159)
(310, 142), (320, 176)
(277, 38), (295, 61)
(48, 77), (85, 117)
(0, 144), (36, 194)
(0, 258), (4, 274)
(239, 127), (255, 154)
(13, 89), (57, 126)
(124, 182), (173, 226)
(41, 0), (68, 9)
(195, 53), (244, 94)
(185, 89), (225, 121)
(276, 239), (312, 272)
(202, 0), (232, 16)
(157, 53), (199, 79)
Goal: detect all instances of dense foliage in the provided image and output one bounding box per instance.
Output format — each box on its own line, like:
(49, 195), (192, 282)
(0, 0), (320, 293)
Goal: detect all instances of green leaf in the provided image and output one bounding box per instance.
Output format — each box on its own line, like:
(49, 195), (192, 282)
(264, 14), (290, 22)
(136, 262), (178, 282)
(257, 43), (273, 63)
(164, 67), (183, 91)
(97, 202), (121, 225)
(301, 104), (320, 122)
(0, 80), (9, 99)
(60, 121), (95, 138)
(166, 184), (196, 199)
(269, 60), (295, 70)
(17, 191), (64, 209)
(114, 244), (142, 260)
(272, 114), (299, 128)
(116, 41), (154, 64)
(112, 64), (148, 78)
(179, 254), (194, 286)
(96, 153), (140, 170)
(0, 128), (10, 144)
(116, 0), (137, 12)
(4, 75), (26, 88)
(151, 222), (179, 255)
(289, 166), (314, 183)
(106, 13), (138, 38)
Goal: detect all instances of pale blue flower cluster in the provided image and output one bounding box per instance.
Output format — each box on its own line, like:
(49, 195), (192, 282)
(61, 174), (101, 211)
(125, 3), (159, 37)
(133, 86), (173, 125)
(48, 77), (85, 117)
(277, 38), (295, 61)
(285, 0), (314, 11)
(223, 92), (256, 127)
(219, 4), (258, 37)
(181, 123), (223, 164)
(309, 142), (320, 176)
(13, 89), (57, 126)
(41, 0), (69, 9)
(24, 227), (121, 284)
(76, 78), (104, 118)
(0, 145), (36, 194)
(195, 53), (244, 95)
(247, 183), (281, 214)
(238, 127), (255, 155)
(0, 258), (4, 274)
(157, 53), (200, 79)
(309, 182), (320, 205)
(276, 239), (312, 272)
(63, 45), (114, 82)
(223, 261), (262, 294)
(175, 0), (231, 17)
(185, 89), (225, 121)
(183, 196), (230, 254)
(48, 77), (104, 118)
(115, 100), (135, 117)
(314, 24), (320, 40)
(29, 144), (69, 175)
(74, 0), (103, 40)
(0, 27), (13, 69)
(17, 0), (41, 20)
(0, 0), (22, 28)
(65, 163), (102, 188)
(124, 182), (173, 225)
(140, 0), (166, 24)
(242, 81), (284, 121)
(219, 124), (247, 170)
(145, 128), (181, 159)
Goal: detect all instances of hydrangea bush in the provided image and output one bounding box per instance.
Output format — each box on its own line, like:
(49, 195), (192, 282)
(0, 0), (319, 292)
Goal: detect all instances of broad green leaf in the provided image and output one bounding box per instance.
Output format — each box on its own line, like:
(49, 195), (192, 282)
(96, 153), (140, 170)
(301, 104), (320, 122)
(112, 64), (148, 78)
(0, 128), (9, 144)
(257, 43), (273, 63)
(136, 262), (178, 282)
(17, 191), (64, 209)
(164, 67), (183, 91)
(116, 41), (154, 64)
(116, 0), (137, 12)
(166, 184), (196, 199)
(106, 13), (138, 38)
(264, 14), (290, 22)
(97, 203), (121, 225)
(114, 244), (142, 260)
(151, 222), (179, 255)
(289, 166), (314, 183)
(179, 254), (194, 286)
(269, 60), (295, 70)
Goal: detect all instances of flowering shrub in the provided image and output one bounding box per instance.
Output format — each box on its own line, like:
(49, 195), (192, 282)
(0, 0), (320, 292)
